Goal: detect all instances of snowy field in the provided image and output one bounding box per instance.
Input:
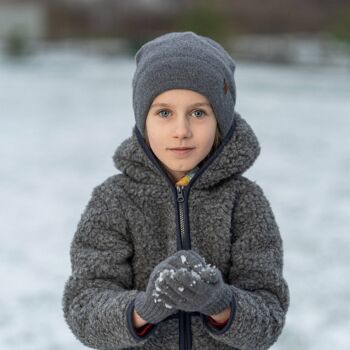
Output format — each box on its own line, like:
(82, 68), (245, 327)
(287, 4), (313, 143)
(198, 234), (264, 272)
(1, 46), (350, 350)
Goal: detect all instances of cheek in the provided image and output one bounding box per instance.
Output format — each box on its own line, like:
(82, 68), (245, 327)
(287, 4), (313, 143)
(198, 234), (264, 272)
(206, 137), (216, 153)
(145, 119), (158, 146)
(147, 129), (164, 154)
(201, 128), (216, 150)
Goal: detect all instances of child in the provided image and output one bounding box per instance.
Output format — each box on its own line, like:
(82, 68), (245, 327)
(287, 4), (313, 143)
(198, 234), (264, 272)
(62, 31), (290, 350)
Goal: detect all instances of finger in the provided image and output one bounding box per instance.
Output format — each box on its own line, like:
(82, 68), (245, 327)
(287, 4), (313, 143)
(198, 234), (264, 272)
(154, 268), (176, 294)
(151, 291), (177, 310)
(196, 265), (220, 284)
(157, 279), (189, 307)
(152, 270), (182, 309)
(165, 268), (203, 299)
(182, 252), (217, 279)
(151, 262), (176, 282)
(181, 250), (207, 269)
(186, 250), (208, 264)
(156, 260), (218, 286)
(166, 250), (205, 270)
(159, 290), (196, 313)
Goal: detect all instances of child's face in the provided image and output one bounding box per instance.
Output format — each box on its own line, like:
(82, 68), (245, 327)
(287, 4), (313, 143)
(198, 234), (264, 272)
(145, 89), (217, 183)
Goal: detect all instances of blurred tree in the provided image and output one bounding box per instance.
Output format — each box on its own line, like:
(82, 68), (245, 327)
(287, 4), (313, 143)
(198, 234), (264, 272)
(4, 28), (31, 57)
(172, 0), (234, 47)
(329, 6), (350, 42)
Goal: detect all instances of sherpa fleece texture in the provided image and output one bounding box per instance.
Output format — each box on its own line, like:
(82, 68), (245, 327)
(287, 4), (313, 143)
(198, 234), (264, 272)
(62, 112), (290, 350)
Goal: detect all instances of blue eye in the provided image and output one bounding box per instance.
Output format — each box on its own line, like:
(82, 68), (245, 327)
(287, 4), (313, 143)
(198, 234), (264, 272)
(158, 110), (171, 118)
(192, 109), (206, 118)
(157, 109), (206, 118)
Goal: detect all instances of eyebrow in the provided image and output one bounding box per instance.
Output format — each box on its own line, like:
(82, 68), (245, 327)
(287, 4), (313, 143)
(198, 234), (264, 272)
(150, 102), (211, 109)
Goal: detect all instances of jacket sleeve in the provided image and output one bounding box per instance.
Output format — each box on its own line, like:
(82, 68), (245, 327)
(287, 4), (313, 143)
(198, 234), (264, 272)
(201, 181), (290, 350)
(62, 182), (158, 349)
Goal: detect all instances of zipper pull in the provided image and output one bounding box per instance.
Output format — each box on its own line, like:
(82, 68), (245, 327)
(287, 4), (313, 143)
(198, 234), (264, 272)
(176, 186), (184, 202)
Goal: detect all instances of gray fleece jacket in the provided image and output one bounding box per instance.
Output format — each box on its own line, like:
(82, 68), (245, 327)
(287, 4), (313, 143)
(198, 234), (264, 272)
(62, 112), (290, 350)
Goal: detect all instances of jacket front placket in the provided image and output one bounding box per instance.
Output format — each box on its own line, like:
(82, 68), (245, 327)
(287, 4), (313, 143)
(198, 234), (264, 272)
(174, 167), (198, 250)
(174, 168), (198, 350)
(135, 128), (225, 350)
(176, 186), (186, 249)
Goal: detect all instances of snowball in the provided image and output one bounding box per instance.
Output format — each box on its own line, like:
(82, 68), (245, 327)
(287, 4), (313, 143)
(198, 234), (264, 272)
(178, 286), (184, 292)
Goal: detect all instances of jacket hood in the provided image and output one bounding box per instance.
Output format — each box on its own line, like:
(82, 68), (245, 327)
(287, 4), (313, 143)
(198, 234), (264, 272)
(112, 112), (260, 189)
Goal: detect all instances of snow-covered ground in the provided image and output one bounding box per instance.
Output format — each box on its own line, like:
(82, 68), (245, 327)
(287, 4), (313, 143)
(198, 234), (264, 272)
(1, 46), (349, 350)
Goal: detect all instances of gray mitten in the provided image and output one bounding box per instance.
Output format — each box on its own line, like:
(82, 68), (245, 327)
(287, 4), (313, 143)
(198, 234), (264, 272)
(156, 250), (233, 316)
(134, 259), (178, 324)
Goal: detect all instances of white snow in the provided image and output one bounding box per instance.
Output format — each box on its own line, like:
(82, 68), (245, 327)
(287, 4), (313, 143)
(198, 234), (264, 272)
(190, 270), (201, 280)
(180, 255), (187, 264)
(1, 45), (350, 350)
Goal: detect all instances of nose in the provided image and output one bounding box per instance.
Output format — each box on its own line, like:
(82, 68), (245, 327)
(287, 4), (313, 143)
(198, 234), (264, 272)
(173, 116), (192, 139)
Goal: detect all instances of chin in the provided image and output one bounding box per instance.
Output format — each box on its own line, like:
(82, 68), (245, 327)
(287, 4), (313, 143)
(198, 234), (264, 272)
(169, 160), (197, 171)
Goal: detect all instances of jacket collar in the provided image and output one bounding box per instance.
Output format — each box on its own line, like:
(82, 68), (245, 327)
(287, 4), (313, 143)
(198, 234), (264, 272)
(175, 166), (200, 187)
(112, 112), (260, 190)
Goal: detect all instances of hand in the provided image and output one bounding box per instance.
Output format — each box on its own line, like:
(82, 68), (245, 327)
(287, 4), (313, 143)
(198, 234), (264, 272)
(134, 258), (178, 324)
(155, 250), (233, 316)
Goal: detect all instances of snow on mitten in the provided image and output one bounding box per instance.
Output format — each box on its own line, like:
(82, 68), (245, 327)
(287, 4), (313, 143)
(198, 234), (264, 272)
(155, 250), (233, 316)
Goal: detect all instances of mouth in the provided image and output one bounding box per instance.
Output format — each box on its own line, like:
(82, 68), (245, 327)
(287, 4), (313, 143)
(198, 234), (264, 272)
(169, 147), (195, 150)
(168, 147), (195, 156)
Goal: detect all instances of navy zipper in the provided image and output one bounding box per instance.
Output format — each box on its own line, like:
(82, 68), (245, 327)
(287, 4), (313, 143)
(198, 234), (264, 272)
(176, 185), (191, 350)
(176, 186), (185, 248)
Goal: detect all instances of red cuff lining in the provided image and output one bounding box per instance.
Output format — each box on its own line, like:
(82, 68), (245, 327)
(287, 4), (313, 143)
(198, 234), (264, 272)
(207, 316), (229, 328)
(135, 317), (228, 336)
(135, 323), (154, 336)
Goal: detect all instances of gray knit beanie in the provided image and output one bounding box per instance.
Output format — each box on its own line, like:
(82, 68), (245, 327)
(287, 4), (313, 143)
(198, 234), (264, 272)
(132, 31), (237, 140)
